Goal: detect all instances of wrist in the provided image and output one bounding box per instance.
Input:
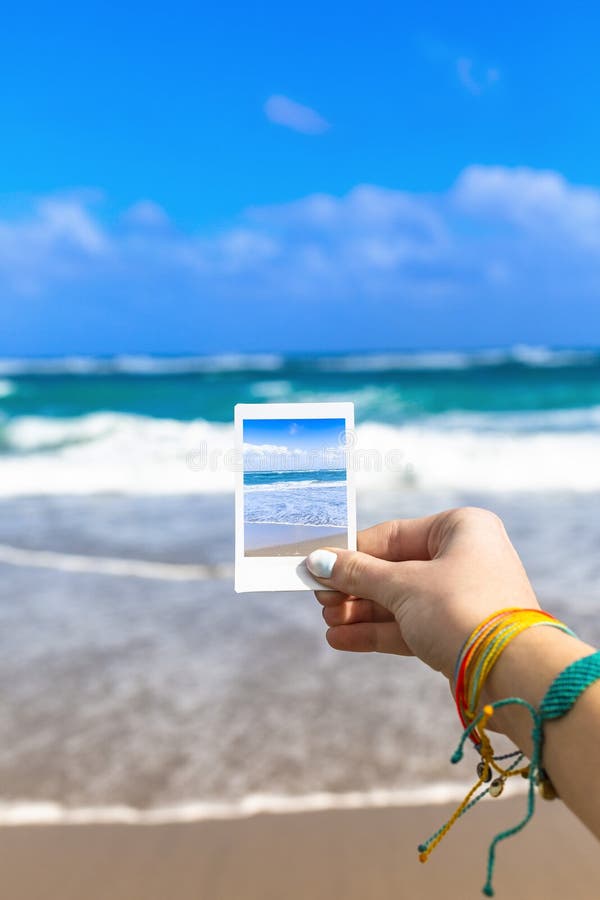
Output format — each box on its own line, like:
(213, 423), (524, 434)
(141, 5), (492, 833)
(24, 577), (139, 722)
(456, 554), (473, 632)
(480, 625), (595, 753)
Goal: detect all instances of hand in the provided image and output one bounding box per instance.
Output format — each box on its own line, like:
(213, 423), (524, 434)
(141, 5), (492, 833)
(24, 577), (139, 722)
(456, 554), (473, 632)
(309, 507), (539, 681)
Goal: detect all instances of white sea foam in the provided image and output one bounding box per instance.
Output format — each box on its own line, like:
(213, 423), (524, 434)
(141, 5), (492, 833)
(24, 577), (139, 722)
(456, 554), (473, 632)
(0, 544), (233, 580)
(244, 479), (346, 492)
(0, 414), (235, 494)
(0, 781), (526, 825)
(0, 379), (15, 398)
(1, 411), (600, 495)
(311, 346), (599, 371)
(244, 521), (347, 529)
(0, 354), (286, 375)
(245, 480), (347, 526)
(0, 347), (597, 375)
(249, 379), (294, 399)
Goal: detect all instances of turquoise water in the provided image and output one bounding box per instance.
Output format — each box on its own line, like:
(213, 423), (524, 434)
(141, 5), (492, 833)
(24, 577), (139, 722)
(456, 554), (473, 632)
(0, 349), (599, 817)
(1, 347), (599, 495)
(244, 469), (348, 527)
(2, 348), (600, 426)
(244, 469), (346, 486)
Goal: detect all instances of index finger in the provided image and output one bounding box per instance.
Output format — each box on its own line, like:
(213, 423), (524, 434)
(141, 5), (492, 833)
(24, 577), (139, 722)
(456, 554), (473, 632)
(314, 589), (351, 607)
(357, 514), (443, 562)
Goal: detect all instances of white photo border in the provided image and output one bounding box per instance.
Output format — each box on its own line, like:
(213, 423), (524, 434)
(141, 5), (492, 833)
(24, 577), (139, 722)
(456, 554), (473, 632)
(234, 401), (356, 592)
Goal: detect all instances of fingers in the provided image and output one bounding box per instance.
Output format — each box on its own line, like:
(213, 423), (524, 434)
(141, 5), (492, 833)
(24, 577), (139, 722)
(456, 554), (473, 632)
(307, 547), (398, 606)
(322, 598), (394, 626)
(357, 515), (445, 562)
(306, 547), (425, 614)
(310, 515), (448, 611)
(422, 507), (508, 558)
(314, 589), (351, 608)
(354, 510), (501, 563)
(326, 621), (413, 655)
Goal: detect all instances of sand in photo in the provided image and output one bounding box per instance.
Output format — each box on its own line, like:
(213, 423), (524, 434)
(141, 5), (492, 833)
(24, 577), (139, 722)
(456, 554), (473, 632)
(244, 522), (348, 556)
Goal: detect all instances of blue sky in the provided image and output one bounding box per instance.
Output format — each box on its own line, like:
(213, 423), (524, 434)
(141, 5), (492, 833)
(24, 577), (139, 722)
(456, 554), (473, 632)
(2, 1), (600, 355)
(244, 418), (346, 451)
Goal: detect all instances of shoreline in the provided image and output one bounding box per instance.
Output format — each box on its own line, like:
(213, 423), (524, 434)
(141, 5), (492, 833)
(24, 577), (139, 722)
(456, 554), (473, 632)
(1, 799), (599, 900)
(0, 781), (530, 825)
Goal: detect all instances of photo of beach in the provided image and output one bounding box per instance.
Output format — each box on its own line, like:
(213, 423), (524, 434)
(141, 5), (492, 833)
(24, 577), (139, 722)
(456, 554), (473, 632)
(243, 417), (349, 556)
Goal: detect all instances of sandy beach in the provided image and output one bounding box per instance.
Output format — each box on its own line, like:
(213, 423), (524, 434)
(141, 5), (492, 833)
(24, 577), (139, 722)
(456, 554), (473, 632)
(244, 522), (348, 556)
(1, 798), (599, 900)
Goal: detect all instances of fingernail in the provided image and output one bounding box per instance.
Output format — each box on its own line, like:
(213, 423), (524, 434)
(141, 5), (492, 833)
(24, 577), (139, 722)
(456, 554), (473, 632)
(306, 549), (337, 579)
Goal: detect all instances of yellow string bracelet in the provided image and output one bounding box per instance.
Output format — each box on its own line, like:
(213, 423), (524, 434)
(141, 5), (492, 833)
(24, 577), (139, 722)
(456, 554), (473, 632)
(454, 607), (576, 746)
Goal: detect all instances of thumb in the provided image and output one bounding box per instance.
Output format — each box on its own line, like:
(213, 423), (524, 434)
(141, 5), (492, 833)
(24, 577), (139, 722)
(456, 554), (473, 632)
(306, 546), (407, 613)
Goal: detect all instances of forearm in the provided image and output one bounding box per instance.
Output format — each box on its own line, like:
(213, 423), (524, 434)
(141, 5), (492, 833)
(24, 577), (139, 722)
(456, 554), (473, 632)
(482, 626), (600, 839)
(310, 509), (600, 841)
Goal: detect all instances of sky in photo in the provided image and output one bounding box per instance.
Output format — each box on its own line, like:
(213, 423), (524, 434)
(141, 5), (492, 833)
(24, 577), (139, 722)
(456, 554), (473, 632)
(2, 1), (600, 355)
(243, 418), (347, 470)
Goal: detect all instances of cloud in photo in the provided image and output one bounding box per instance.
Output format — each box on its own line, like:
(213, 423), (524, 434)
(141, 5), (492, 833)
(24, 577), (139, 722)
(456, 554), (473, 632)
(243, 442), (346, 473)
(243, 442), (294, 456)
(264, 94), (330, 134)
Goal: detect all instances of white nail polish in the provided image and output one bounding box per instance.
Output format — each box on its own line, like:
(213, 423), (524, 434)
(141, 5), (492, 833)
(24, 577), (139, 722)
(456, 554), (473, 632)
(306, 549), (337, 579)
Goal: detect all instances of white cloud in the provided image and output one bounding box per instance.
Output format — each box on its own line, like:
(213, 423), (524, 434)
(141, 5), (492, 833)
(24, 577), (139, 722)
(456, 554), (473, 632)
(243, 442), (346, 473)
(264, 94), (330, 134)
(453, 166), (600, 246)
(456, 57), (500, 95)
(418, 36), (500, 95)
(0, 196), (108, 294)
(2, 166), (600, 350)
(122, 201), (170, 228)
(243, 443), (304, 474)
(243, 443), (291, 455)
(204, 228), (280, 272)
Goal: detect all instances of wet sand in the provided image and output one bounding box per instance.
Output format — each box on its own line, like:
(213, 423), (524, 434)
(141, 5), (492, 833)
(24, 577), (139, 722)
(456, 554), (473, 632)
(1, 798), (599, 900)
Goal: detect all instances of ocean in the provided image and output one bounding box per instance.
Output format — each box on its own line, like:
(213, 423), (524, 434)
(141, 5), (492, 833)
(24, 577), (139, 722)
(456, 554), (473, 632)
(244, 467), (348, 556)
(1, 347), (600, 823)
(244, 469), (347, 529)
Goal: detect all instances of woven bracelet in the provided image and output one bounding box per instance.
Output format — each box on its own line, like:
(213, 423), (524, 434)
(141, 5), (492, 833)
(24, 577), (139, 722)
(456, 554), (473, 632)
(540, 650), (600, 721)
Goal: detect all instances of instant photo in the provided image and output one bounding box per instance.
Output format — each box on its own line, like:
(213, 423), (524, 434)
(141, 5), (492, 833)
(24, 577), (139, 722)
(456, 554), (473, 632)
(234, 402), (356, 592)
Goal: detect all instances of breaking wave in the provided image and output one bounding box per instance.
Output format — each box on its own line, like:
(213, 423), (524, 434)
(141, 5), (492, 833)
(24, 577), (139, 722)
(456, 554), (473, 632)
(1, 411), (600, 494)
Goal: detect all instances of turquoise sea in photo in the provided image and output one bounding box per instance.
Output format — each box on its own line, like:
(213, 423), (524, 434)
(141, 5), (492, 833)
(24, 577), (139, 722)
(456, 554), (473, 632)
(244, 470), (345, 488)
(243, 466), (348, 555)
(244, 469), (347, 528)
